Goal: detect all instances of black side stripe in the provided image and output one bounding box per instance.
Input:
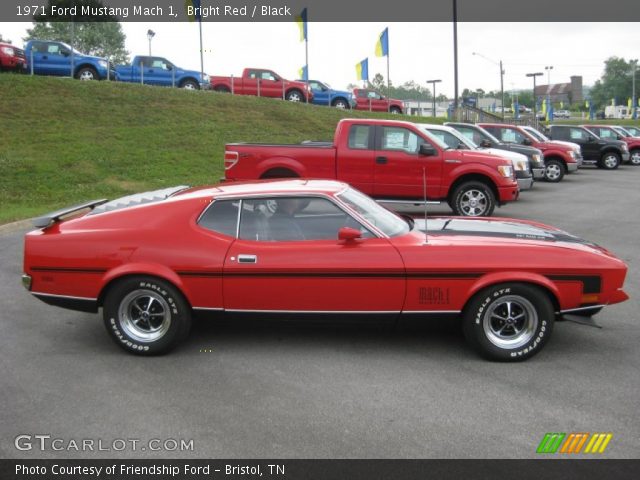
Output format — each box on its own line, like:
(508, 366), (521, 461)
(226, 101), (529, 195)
(546, 275), (601, 294)
(178, 271), (482, 279)
(31, 267), (107, 274)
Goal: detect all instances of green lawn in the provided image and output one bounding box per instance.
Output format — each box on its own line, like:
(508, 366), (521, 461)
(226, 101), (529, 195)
(0, 75), (444, 223)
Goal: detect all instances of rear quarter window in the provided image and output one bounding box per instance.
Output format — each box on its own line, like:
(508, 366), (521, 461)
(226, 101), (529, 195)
(198, 200), (240, 237)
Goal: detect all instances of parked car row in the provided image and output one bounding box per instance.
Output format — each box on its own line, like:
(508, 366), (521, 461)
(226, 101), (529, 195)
(3, 39), (406, 112)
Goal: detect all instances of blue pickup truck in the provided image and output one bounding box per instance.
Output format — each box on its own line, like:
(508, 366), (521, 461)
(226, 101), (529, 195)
(115, 56), (209, 90)
(297, 79), (355, 109)
(24, 40), (114, 80)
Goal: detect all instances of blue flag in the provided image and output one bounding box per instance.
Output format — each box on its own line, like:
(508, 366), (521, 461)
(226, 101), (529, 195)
(296, 8), (308, 42)
(356, 58), (368, 81)
(375, 27), (389, 57)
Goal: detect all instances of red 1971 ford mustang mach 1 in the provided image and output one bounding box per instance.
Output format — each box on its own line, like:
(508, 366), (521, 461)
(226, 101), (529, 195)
(22, 180), (628, 360)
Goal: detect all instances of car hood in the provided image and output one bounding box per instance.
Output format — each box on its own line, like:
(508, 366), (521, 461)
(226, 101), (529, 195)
(480, 148), (529, 165)
(546, 140), (580, 151)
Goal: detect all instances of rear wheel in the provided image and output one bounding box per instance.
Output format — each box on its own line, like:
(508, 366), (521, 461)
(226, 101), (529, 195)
(214, 85), (231, 93)
(103, 276), (191, 355)
(286, 89), (304, 102)
(599, 152), (620, 170)
(463, 283), (554, 361)
(451, 181), (496, 217)
(544, 159), (564, 182)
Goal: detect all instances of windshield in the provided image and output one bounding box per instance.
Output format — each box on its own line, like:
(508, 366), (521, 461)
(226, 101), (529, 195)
(58, 42), (83, 55)
(523, 127), (549, 142)
(416, 125), (477, 150)
(612, 126), (630, 137)
(337, 188), (410, 238)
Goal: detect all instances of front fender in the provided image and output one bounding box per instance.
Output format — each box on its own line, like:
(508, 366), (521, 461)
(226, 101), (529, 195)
(465, 271), (561, 310)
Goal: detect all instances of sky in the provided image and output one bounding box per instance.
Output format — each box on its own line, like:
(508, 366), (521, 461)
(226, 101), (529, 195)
(1, 22), (639, 96)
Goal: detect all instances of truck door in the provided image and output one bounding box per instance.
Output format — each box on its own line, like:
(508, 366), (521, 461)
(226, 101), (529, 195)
(373, 125), (443, 200)
(567, 127), (598, 159)
(335, 123), (376, 194)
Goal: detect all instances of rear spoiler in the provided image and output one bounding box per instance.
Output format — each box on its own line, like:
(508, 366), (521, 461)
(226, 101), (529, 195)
(32, 199), (108, 229)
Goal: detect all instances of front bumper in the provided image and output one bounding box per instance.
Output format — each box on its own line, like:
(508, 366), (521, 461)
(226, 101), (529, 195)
(517, 177), (534, 191)
(622, 152), (630, 162)
(497, 183), (520, 203)
(567, 161), (579, 172)
(531, 167), (545, 179)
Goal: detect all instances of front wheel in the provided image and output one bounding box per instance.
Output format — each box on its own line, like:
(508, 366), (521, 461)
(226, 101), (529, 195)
(286, 89), (303, 102)
(451, 181), (496, 217)
(629, 149), (640, 166)
(543, 159), (564, 182)
(332, 98), (349, 109)
(599, 152), (620, 170)
(76, 67), (98, 81)
(389, 106), (402, 114)
(463, 283), (554, 361)
(180, 79), (199, 90)
(103, 277), (192, 355)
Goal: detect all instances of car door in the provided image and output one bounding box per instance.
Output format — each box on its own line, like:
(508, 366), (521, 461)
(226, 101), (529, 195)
(223, 196), (405, 314)
(146, 57), (173, 86)
(41, 42), (69, 76)
(257, 70), (280, 98)
(567, 127), (597, 159)
(335, 123), (376, 195)
(309, 81), (328, 105)
(373, 125), (443, 199)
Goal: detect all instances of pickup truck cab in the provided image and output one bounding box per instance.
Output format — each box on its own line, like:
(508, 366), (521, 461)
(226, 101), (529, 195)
(211, 68), (312, 102)
(0, 42), (27, 72)
(353, 88), (404, 114)
(224, 119), (519, 217)
(24, 40), (114, 80)
(581, 125), (638, 166)
(115, 56), (209, 89)
(446, 122), (546, 181)
(547, 125), (628, 169)
(479, 123), (581, 183)
(298, 79), (355, 109)
(420, 124), (533, 191)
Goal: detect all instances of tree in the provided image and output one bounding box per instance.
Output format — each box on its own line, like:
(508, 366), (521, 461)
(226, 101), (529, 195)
(370, 73), (385, 91)
(589, 57), (638, 109)
(25, 0), (128, 63)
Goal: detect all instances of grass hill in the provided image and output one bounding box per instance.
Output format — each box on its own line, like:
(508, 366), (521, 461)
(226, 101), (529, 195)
(0, 75), (444, 224)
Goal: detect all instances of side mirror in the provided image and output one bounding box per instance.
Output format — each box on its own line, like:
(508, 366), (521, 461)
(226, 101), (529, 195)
(522, 137), (532, 146)
(61, 49), (70, 57)
(338, 227), (362, 241)
(419, 143), (437, 156)
(480, 139), (492, 148)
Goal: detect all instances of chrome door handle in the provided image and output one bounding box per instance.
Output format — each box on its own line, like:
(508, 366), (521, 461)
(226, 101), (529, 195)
(238, 254), (257, 264)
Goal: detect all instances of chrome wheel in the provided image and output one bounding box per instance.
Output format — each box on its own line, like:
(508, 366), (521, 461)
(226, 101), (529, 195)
(603, 154), (619, 169)
(545, 163), (561, 181)
(483, 295), (538, 349)
(629, 151), (640, 166)
(182, 82), (197, 90)
(459, 189), (488, 216)
(287, 91), (302, 102)
(334, 100), (348, 109)
(78, 70), (95, 81)
(118, 290), (172, 343)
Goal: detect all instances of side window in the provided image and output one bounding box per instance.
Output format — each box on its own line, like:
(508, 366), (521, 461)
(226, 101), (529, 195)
(457, 127), (478, 144)
(198, 200), (240, 238)
(553, 128), (568, 140)
(261, 71), (277, 81)
(380, 127), (423, 154)
(357, 90), (368, 98)
(47, 43), (61, 55)
(309, 81), (320, 90)
(247, 70), (258, 79)
(137, 57), (152, 68)
(239, 197), (373, 242)
(151, 58), (170, 70)
(348, 125), (371, 150)
(428, 130), (462, 149)
(569, 128), (588, 141)
(598, 128), (614, 139)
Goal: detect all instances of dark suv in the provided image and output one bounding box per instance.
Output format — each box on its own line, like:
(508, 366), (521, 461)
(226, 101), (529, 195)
(446, 122), (545, 180)
(547, 125), (629, 170)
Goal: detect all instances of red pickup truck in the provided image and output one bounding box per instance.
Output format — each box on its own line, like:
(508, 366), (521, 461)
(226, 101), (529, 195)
(224, 119), (519, 217)
(353, 88), (404, 114)
(479, 123), (582, 183)
(210, 68), (313, 102)
(0, 42), (27, 72)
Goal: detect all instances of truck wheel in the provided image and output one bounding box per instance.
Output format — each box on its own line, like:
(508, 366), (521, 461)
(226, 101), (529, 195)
(543, 159), (564, 182)
(103, 276), (191, 355)
(286, 89), (304, 102)
(451, 181), (496, 217)
(463, 283), (554, 361)
(389, 106), (402, 114)
(599, 152), (620, 170)
(630, 149), (640, 166)
(214, 85), (230, 93)
(76, 67), (98, 81)
(332, 98), (349, 109)
(180, 79), (199, 90)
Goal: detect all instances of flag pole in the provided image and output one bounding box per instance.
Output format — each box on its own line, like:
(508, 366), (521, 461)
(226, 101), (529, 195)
(198, 17), (204, 84)
(305, 36), (309, 103)
(386, 52), (390, 111)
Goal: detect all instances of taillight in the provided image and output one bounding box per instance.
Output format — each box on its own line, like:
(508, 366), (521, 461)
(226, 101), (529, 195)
(224, 151), (239, 170)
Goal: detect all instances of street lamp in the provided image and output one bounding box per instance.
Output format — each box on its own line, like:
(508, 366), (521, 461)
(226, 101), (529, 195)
(147, 29), (155, 56)
(526, 72), (543, 120)
(632, 60), (638, 121)
(472, 52), (505, 120)
(426, 79), (442, 117)
(545, 65), (554, 85)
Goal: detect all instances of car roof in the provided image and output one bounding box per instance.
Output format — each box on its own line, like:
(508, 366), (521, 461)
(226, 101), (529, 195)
(177, 179), (350, 200)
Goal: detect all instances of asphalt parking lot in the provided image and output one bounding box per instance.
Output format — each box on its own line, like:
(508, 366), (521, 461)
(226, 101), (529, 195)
(1, 165), (639, 459)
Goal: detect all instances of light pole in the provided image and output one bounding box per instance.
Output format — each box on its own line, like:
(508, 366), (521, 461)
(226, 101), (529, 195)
(427, 79), (442, 117)
(147, 29), (155, 56)
(472, 52), (505, 120)
(545, 65), (553, 85)
(526, 72), (543, 120)
(632, 60), (637, 120)
(452, 0), (459, 110)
